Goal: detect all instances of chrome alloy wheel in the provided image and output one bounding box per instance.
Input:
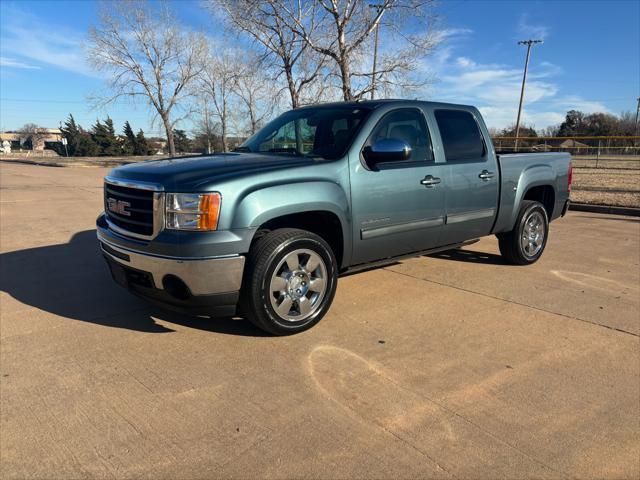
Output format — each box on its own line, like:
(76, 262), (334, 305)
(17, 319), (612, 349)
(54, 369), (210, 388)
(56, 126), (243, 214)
(268, 248), (328, 322)
(521, 211), (546, 257)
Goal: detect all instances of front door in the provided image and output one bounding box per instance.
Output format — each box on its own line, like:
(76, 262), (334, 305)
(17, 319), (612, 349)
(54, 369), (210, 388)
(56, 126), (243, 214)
(350, 108), (445, 265)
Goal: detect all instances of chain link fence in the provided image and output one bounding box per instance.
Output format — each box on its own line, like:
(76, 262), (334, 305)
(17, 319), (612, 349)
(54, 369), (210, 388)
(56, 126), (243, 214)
(492, 136), (640, 170)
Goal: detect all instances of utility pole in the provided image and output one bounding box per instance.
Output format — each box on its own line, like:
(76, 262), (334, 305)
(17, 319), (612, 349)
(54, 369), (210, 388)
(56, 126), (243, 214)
(634, 96), (639, 151)
(369, 3), (389, 100)
(514, 39), (543, 151)
(634, 96), (640, 136)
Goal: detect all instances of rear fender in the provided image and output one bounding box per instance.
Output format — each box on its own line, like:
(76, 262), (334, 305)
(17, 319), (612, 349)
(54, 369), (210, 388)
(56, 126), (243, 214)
(499, 164), (555, 232)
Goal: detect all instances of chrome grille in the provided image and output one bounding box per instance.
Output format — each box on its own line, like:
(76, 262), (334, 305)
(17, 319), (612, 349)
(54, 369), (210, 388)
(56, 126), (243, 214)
(104, 177), (163, 239)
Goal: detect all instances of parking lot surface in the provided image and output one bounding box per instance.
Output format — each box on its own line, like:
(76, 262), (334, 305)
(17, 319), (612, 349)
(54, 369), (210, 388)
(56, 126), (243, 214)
(1, 162), (639, 479)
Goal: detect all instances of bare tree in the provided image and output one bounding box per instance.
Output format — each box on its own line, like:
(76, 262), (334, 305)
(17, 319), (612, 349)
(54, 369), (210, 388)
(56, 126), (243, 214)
(194, 97), (217, 154)
(234, 58), (279, 135)
(283, 0), (439, 101)
(87, 0), (207, 156)
(18, 123), (48, 151)
(198, 49), (240, 152)
(211, 0), (327, 109)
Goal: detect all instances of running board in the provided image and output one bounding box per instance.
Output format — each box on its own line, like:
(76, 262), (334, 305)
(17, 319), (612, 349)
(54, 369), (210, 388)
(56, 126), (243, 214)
(340, 239), (480, 277)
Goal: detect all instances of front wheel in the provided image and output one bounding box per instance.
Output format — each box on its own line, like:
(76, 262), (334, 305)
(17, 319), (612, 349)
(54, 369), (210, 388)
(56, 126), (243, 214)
(241, 228), (338, 335)
(497, 200), (549, 265)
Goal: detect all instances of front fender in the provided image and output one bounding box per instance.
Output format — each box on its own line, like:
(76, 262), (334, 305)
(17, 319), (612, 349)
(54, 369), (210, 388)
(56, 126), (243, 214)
(231, 181), (352, 265)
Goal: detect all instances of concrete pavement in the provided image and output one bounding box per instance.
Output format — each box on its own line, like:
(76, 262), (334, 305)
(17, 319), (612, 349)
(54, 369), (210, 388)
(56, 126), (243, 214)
(1, 163), (638, 479)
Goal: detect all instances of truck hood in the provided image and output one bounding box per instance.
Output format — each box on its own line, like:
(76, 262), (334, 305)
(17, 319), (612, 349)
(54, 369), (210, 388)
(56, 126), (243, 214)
(108, 152), (317, 191)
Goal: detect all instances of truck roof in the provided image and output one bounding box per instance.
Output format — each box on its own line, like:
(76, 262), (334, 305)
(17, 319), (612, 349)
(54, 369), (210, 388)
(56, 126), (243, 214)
(296, 99), (476, 110)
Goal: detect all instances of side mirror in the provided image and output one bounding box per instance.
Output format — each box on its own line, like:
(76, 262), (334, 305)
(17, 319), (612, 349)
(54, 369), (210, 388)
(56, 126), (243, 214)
(363, 138), (412, 166)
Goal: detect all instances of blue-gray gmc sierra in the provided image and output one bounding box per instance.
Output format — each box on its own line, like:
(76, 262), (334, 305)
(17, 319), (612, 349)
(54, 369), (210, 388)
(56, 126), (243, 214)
(97, 100), (572, 335)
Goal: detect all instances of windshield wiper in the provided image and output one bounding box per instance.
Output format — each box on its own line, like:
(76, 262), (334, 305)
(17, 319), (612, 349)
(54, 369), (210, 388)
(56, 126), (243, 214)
(233, 146), (251, 152)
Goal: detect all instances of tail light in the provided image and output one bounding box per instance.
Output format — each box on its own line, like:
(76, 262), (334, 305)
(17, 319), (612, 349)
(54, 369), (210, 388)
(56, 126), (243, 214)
(567, 163), (573, 192)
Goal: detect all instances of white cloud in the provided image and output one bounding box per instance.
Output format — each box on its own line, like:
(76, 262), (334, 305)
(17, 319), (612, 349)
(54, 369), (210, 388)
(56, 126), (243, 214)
(551, 96), (610, 114)
(517, 14), (549, 40)
(0, 8), (96, 77)
(455, 57), (475, 68)
(0, 56), (41, 70)
(415, 27), (609, 130)
(433, 28), (474, 43)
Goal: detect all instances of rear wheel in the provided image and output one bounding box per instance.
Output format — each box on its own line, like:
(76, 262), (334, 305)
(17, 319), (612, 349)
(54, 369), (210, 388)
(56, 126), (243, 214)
(241, 228), (338, 335)
(498, 200), (549, 265)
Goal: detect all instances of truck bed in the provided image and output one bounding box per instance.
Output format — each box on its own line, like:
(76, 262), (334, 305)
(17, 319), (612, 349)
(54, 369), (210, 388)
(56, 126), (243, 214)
(492, 152), (572, 234)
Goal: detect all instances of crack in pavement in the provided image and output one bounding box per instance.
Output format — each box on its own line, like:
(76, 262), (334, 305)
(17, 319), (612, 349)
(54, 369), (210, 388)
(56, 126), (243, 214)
(383, 268), (640, 338)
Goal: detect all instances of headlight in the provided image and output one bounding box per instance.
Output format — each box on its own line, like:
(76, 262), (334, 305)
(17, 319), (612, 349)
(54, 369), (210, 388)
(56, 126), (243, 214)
(165, 193), (221, 231)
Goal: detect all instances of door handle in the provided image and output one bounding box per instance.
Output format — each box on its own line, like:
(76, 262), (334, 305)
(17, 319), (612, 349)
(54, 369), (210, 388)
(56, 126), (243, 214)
(420, 175), (441, 187)
(479, 170), (495, 180)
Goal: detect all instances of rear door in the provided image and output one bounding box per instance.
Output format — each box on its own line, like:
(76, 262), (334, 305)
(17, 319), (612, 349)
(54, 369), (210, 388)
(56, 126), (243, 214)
(430, 108), (499, 245)
(349, 107), (445, 265)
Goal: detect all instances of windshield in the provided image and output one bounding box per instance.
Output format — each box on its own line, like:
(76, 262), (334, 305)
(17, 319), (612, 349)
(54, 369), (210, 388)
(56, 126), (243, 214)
(239, 106), (372, 160)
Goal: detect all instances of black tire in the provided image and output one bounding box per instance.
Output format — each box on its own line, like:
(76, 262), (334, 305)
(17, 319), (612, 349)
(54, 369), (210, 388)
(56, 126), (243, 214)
(497, 200), (549, 265)
(241, 228), (338, 335)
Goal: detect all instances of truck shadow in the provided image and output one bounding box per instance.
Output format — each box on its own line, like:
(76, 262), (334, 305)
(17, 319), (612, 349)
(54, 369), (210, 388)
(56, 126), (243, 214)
(0, 230), (267, 337)
(428, 248), (506, 265)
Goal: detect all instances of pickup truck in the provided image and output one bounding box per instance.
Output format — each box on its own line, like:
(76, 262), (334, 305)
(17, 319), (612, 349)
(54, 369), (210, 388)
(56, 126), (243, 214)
(97, 100), (572, 335)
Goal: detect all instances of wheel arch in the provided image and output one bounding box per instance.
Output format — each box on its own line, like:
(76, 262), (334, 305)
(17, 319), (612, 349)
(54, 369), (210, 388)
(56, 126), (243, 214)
(232, 181), (351, 269)
(523, 185), (555, 219)
(504, 164), (556, 231)
(254, 210), (346, 269)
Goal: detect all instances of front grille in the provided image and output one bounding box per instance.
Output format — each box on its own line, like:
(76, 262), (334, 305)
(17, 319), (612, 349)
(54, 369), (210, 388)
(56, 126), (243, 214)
(104, 182), (155, 236)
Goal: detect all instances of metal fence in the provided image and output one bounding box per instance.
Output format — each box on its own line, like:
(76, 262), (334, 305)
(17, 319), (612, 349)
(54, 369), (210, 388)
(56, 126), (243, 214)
(492, 136), (640, 169)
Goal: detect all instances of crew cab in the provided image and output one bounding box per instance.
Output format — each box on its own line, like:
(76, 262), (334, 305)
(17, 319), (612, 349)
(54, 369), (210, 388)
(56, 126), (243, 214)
(97, 100), (572, 334)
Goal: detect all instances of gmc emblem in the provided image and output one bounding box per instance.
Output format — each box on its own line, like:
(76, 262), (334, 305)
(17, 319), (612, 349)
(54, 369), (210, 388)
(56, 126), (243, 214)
(107, 198), (131, 217)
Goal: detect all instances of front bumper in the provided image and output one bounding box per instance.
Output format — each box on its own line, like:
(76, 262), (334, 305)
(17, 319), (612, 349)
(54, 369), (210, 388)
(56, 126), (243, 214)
(98, 230), (245, 316)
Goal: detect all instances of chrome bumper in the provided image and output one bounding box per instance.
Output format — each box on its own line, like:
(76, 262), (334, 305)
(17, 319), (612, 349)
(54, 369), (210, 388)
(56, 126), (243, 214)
(97, 232), (245, 296)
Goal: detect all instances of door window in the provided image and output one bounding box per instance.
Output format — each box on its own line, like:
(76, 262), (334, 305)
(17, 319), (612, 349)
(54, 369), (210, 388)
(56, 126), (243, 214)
(434, 109), (486, 162)
(367, 109), (433, 164)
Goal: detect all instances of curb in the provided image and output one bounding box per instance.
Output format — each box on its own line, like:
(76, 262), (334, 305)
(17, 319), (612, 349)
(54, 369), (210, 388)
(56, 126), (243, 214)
(1, 158), (137, 168)
(569, 202), (640, 217)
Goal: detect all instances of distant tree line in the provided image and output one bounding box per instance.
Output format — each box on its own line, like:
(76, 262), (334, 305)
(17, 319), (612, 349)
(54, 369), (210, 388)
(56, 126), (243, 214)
(14, 116), (241, 156)
(495, 110), (638, 138)
(57, 115), (154, 157)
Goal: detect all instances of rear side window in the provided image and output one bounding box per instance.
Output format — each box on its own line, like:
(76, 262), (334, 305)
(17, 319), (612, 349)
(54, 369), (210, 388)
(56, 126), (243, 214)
(434, 109), (485, 162)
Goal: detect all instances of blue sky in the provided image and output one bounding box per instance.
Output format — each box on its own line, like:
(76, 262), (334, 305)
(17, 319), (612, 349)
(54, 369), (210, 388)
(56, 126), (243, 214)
(1, 0), (638, 134)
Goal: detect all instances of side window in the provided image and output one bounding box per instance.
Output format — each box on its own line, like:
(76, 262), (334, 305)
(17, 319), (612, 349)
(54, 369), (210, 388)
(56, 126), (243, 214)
(367, 109), (433, 163)
(434, 109), (486, 162)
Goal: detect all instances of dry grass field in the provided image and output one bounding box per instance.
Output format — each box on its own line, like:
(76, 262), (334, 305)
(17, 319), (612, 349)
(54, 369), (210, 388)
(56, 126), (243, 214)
(572, 167), (640, 207)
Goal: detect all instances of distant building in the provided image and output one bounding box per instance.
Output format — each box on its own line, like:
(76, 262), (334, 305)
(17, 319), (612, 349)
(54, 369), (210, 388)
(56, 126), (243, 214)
(0, 128), (63, 152)
(559, 139), (590, 154)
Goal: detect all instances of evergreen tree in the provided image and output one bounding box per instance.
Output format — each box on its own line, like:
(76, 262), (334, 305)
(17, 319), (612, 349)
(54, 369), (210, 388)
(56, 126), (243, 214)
(60, 114), (81, 156)
(558, 110), (586, 137)
(76, 133), (101, 156)
(60, 114), (100, 156)
(173, 129), (192, 153)
(122, 121), (136, 155)
(92, 117), (121, 156)
(134, 129), (152, 155)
